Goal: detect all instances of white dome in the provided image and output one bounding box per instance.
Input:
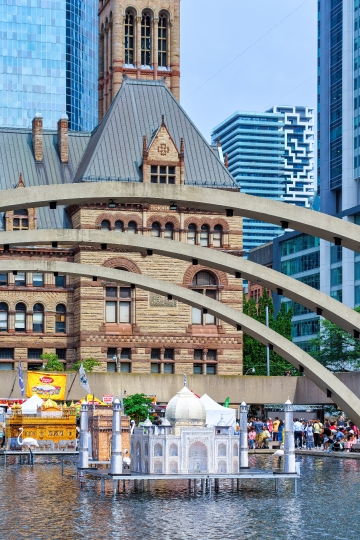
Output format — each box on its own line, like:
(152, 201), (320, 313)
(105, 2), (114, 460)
(166, 386), (206, 433)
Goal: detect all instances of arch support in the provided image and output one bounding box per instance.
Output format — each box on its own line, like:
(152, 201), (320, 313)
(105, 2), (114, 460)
(1, 229), (360, 337)
(0, 258), (359, 425)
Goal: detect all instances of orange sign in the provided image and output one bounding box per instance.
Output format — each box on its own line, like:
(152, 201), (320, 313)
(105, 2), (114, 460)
(26, 372), (67, 401)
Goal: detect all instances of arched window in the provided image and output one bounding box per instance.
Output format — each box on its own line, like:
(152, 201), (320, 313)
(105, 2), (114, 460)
(151, 222), (161, 237)
(158, 13), (167, 66)
(154, 443), (163, 457)
(141, 12), (151, 65)
(13, 209), (28, 231)
(0, 303), (8, 332)
(187, 224), (196, 245)
(15, 303), (26, 332)
(124, 10), (134, 64)
(127, 221), (137, 234)
(101, 220), (110, 231)
(55, 304), (66, 333)
(200, 224), (209, 247)
(213, 224), (223, 248)
(164, 222), (174, 239)
(114, 220), (123, 232)
(191, 271), (217, 325)
(33, 303), (44, 333)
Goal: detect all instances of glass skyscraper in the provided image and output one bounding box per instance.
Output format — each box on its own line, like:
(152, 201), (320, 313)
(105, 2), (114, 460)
(211, 111), (286, 254)
(318, 0), (360, 308)
(0, 0), (97, 131)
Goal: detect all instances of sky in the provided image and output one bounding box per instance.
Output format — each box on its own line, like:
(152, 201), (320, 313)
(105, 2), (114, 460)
(180, 0), (317, 142)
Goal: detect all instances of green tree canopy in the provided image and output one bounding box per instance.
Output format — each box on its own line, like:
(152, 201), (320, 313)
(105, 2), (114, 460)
(243, 289), (297, 376)
(40, 353), (64, 372)
(70, 358), (101, 372)
(123, 393), (154, 424)
(308, 306), (360, 372)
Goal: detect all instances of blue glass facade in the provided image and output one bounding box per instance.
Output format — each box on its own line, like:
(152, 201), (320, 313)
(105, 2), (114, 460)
(0, 0), (97, 131)
(211, 111), (285, 254)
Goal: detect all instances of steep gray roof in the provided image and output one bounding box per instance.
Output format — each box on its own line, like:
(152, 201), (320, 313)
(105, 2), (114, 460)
(74, 78), (237, 188)
(0, 128), (90, 230)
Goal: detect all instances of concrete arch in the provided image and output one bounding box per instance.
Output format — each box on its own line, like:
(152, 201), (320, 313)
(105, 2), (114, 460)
(0, 183), (359, 252)
(1, 229), (360, 336)
(0, 258), (359, 424)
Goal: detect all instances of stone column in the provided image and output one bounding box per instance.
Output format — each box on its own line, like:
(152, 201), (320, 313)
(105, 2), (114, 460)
(110, 398), (123, 475)
(202, 349), (207, 375)
(116, 348), (121, 373)
(284, 399), (296, 473)
(25, 313), (32, 334)
(160, 348), (165, 374)
(78, 401), (89, 469)
(104, 28), (109, 112)
(136, 16), (142, 77)
(239, 401), (249, 468)
(98, 31), (104, 121)
(153, 17), (158, 79)
(108, 22), (113, 103)
(179, 211), (185, 241)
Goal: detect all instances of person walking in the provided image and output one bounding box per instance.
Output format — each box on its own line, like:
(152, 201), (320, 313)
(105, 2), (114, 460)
(293, 418), (303, 449)
(272, 417), (280, 441)
(305, 422), (315, 449)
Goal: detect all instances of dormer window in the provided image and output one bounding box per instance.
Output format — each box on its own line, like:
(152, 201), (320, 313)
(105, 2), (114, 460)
(13, 209), (28, 230)
(150, 165), (176, 184)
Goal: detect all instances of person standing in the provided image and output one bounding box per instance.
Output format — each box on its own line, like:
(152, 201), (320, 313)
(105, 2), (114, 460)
(313, 419), (323, 449)
(253, 418), (265, 449)
(305, 422), (315, 450)
(272, 417), (280, 441)
(293, 418), (303, 449)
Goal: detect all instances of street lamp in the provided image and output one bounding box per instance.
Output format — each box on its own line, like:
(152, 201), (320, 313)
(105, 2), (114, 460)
(244, 367), (255, 375)
(113, 354), (119, 372)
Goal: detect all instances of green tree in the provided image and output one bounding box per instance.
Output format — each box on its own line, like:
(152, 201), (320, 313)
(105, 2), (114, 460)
(243, 290), (297, 376)
(40, 353), (64, 372)
(70, 357), (101, 372)
(123, 393), (154, 424)
(308, 307), (360, 372)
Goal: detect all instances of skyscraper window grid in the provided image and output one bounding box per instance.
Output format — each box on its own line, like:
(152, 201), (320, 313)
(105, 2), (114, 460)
(0, 0), (97, 131)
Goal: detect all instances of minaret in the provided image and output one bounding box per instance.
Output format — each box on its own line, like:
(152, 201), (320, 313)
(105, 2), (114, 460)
(98, 0), (180, 120)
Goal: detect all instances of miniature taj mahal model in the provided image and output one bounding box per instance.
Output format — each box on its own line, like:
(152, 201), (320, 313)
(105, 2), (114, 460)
(131, 378), (239, 475)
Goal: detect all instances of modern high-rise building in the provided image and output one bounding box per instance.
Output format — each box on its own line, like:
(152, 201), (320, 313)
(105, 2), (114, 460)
(98, 0), (180, 121)
(0, 0), (98, 131)
(267, 106), (315, 207)
(211, 110), (286, 254)
(318, 0), (360, 308)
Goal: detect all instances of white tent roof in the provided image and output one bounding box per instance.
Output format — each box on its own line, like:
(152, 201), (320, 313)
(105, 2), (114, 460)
(21, 394), (43, 414)
(200, 394), (236, 428)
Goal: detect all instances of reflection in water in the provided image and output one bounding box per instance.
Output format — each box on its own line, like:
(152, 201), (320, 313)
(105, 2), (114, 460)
(0, 456), (359, 540)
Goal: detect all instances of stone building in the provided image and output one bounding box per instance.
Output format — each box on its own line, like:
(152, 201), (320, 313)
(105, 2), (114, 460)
(131, 383), (239, 474)
(0, 77), (243, 375)
(98, 0), (180, 120)
(88, 406), (130, 461)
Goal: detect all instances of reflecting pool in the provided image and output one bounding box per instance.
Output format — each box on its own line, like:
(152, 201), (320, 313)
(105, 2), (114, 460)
(0, 455), (359, 539)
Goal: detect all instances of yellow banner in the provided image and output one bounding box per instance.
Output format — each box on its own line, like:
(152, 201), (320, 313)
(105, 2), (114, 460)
(26, 372), (67, 401)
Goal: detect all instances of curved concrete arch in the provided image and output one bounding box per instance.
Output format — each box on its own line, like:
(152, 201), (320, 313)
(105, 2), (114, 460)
(0, 258), (359, 425)
(1, 229), (360, 337)
(0, 183), (360, 252)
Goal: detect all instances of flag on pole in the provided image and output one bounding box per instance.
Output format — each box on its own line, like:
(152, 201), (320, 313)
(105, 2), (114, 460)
(18, 361), (25, 397)
(79, 363), (91, 394)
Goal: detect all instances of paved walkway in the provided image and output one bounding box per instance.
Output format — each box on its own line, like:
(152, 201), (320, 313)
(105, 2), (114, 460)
(250, 449), (360, 459)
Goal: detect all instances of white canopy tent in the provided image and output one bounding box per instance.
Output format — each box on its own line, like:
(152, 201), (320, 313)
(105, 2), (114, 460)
(200, 394), (236, 428)
(21, 394), (43, 414)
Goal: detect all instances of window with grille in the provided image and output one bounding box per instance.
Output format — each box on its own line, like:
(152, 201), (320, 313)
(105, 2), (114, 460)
(194, 349), (203, 361)
(150, 165), (176, 184)
(0, 303), (8, 332)
(115, 221), (123, 232)
(164, 363), (174, 374)
(200, 224), (209, 247)
(107, 348), (117, 359)
(55, 304), (66, 333)
(164, 349), (174, 360)
(33, 303), (44, 332)
(28, 363), (42, 371)
(207, 349), (217, 361)
(151, 222), (161, 237)
(0, 348), (13, 359)
(15, 303), (26, 332)
(13, 209), (28, 230)
(0, 273), (7, 286)
(105, 286), (132, 323)
(120, 362), (131, 372)
(193, 364), (202, 374)
(56, 349), (66, 360)
(33, 273), (43, 287)
(14, 272), (26, 286)
(107, 362), (116, 372)
(164, 222), (174, 239)
(151, 349), (160, 360)
(191, 271), (217, 325)
(120, 348), (131, 360)
(28, 348), (42, 360)
(158, 14), (167, 66)
(55, 275), (66, 287)
(101, 220), (110, 231)
(124, 11), (134, 64)
(127, 221), (137, 234)
(187, 224), (196, 244)
(213, 225), (223, 247)
(141, 13), (151, 65)
(151, 363), (161, 373)
(206, 364), (216, 375)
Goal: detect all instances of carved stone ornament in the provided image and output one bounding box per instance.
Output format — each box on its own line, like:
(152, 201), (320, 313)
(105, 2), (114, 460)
(158, 143), (170, 156)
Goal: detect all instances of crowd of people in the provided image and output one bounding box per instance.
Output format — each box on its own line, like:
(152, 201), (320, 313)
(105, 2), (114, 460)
(246, 415), (359, 452)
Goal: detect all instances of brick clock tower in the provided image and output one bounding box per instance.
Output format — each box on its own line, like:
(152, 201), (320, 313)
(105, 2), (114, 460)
(98, 0), (180, 120)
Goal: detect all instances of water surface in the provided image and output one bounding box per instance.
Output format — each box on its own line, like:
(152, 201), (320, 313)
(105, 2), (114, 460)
(0, 455), (359, 539)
